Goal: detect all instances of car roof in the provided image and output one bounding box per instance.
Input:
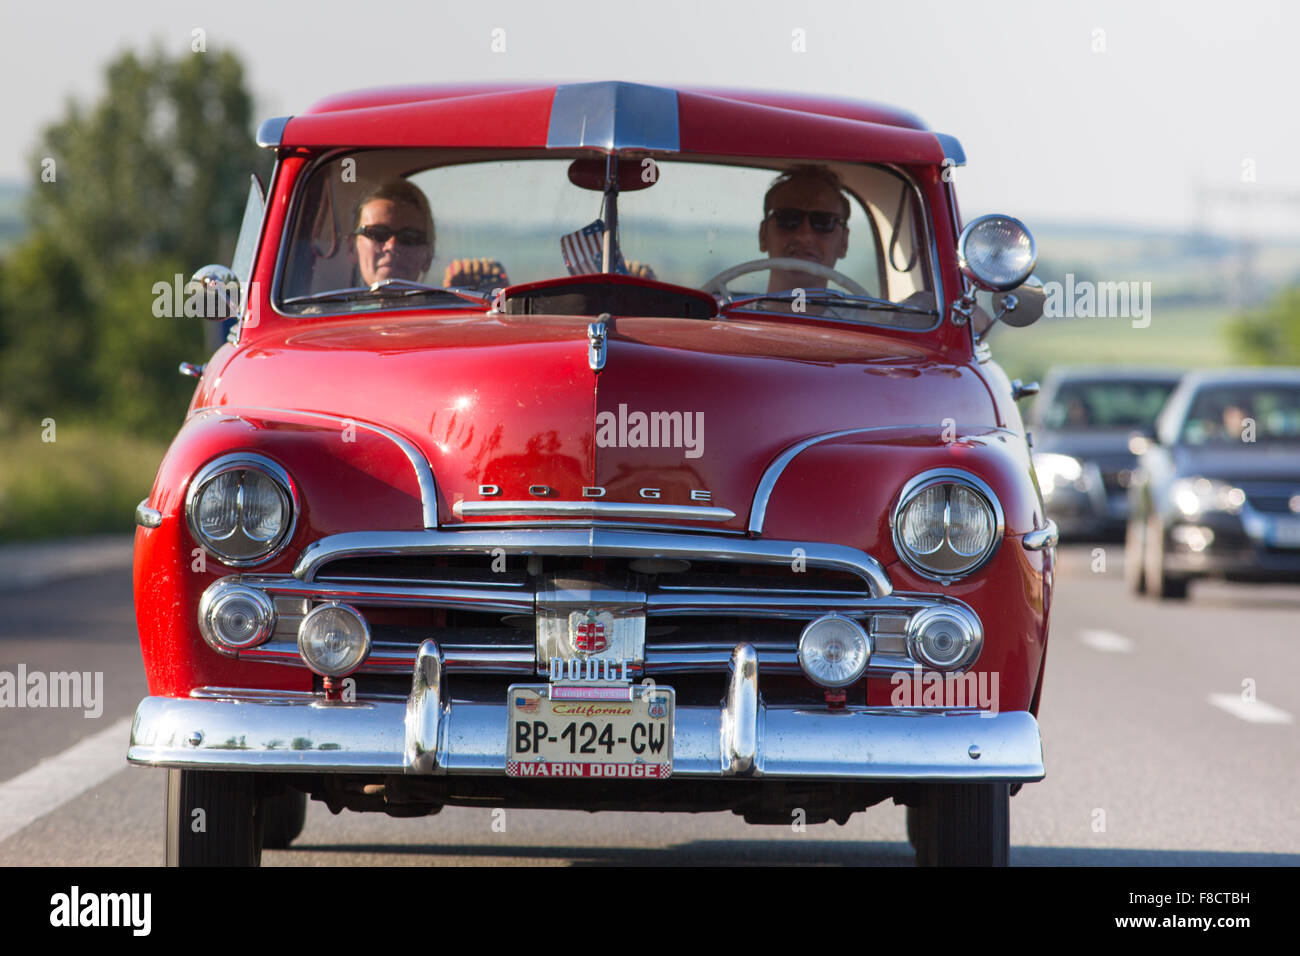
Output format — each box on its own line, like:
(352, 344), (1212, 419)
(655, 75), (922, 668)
(1178, 367), (1300, 389)
(1041, 366), (1184, 386)
(262, 81), (957, 166)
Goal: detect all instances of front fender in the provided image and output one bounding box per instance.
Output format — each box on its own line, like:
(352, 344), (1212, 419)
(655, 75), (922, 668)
(134, 407), (430, 697)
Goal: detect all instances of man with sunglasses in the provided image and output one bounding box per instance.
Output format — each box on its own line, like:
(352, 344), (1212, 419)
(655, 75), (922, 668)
(757, 165), (851, 295)
(349, 180), (436, 286)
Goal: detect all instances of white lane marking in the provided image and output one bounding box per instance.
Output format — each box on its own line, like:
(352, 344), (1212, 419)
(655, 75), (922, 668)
(0, 716), (134, 843)
(1207, 694), (1294, 725)
(1079, 629), (1135, 653)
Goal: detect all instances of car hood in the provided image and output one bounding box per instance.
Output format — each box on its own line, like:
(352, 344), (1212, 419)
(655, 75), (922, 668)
(206, 313), (996, 529)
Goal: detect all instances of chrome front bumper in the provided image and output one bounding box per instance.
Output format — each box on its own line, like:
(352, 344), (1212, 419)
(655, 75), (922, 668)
(128, 642), (1045, 782)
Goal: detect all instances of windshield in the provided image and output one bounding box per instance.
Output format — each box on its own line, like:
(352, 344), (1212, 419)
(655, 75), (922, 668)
(1180, 384), (1300, 445)
(276, 151), (938, 329)
(1042, 380), (1177, 430)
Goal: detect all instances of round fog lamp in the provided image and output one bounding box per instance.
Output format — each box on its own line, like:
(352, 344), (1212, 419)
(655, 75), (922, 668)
(297, 602), (371, 677)
(798, 614), (871, 688)
(199, 581), (276, 654)
(907, 605), (981, 670)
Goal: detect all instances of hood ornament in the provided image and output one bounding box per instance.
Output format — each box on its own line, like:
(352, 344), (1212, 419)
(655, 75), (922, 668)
(588, 314), (609, 372)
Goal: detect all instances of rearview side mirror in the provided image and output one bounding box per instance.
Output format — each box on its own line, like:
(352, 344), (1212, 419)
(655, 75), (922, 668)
(188, 264), (241, 321)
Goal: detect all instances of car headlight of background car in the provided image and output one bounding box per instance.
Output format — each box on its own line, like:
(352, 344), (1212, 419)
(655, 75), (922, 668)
(891, 469), (1003, 580)
(185, 453), (297, 565)
(1032, 452), (1084, 494)
(1171, 477), (1245, 518)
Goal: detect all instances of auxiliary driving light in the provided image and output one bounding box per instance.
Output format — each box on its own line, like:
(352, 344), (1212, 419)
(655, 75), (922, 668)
(198, 580), (276, 655)
(297, 602), (371, 677)
(798, 614), (871, 688)
(906, 605), (982, 670)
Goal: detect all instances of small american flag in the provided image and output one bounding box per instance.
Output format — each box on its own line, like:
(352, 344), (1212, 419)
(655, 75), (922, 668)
(561, 218), (620, 275)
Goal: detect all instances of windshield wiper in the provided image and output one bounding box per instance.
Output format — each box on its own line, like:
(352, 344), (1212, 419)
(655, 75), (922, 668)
(283, 278), (490, 307)
(723, 289), (937, 316)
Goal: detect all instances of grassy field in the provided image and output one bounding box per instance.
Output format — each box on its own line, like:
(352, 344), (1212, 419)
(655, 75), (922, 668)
(0, 423), (166, 541)
(984, 304), (1240, 385)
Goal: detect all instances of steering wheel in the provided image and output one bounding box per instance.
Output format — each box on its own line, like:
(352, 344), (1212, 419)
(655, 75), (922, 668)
(701, 256), (870, 298)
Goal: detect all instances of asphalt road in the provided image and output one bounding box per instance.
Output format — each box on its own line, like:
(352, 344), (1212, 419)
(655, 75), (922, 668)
(1, 540), (1297, 866)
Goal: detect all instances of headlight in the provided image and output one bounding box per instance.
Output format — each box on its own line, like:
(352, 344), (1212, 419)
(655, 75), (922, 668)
(892, 470), (1003, 581)
(186, 454), (297, 566)
(1032, 453), (1083, 492)
(198, 579), (276, 654)
(797, 614), (871, 687)
(297, 602), (371, 677)
(907, 604), (982, 670)
(957, 214), (1037, 291)
(1171, 477), (1245, 518)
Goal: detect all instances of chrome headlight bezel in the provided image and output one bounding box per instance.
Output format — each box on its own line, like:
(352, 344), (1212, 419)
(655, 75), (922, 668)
(197, 578), (277, 655)
(297, 601), (372, 678)
(890, 469), (1004, 582)
(185, 453), (298, 567)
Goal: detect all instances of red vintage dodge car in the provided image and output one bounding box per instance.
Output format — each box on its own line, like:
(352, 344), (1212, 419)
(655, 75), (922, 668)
(129, 81), (1056, 866)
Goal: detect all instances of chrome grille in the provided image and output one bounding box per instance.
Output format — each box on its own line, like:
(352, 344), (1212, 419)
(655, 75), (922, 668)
(232, 528), (965, 679)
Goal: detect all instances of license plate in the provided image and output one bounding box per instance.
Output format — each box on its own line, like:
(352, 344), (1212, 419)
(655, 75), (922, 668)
(506, 683), (673, 778)
(1272, 517), (1300, 548)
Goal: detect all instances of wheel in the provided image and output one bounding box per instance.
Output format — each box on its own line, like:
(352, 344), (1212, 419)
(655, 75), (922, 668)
(261, 789), (307, 849)
(165, 769), (263, 867)
(1124, 516), (1147, 595)
(905, 805), (934, 865)
(913, 784), (1009, 867)
(1144, 516), (1189, 601)
(700, 257), (869, 297)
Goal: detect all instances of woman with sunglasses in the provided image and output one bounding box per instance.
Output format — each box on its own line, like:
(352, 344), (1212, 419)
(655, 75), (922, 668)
(349, 180), (436, 286)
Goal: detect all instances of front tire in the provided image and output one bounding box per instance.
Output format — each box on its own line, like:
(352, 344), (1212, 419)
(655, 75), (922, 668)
(261, 790), (308, 849)
(1144, 516), (1189, 601)
(914, 783), (1009, 867)
(1124, 517), (1147, 595)
(165, 769), (263, 867)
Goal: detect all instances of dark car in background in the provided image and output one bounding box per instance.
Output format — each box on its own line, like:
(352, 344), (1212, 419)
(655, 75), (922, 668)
(1030, 367), (1182, 539)
(1126, 368), (1300, 599)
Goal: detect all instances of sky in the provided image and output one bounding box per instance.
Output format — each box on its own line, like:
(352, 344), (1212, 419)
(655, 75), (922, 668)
(3, 0), (1298, 236)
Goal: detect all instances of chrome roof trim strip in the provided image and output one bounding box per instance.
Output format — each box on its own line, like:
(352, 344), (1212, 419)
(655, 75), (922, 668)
(256, 116), (292, 149)
(453, 500), (735, 522)
(934, 132), (966, 167)
(546, 81), (680, 152)
(193, 406), (440, 529)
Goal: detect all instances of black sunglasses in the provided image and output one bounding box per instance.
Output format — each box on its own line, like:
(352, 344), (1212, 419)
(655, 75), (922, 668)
(767, 208), (845, 234)
(354, 224), (429, 246)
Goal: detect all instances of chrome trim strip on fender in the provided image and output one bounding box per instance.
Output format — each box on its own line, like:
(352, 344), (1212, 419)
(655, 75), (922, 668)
(454, 500), (736, 522)
(293, 527), (892, 597)
(749, 425), (932, 534)
(546, 81), (680, 152)
(193, 406), (440, 529)
(135, 500), (162, 529)
(1022, 520), (1059, 551)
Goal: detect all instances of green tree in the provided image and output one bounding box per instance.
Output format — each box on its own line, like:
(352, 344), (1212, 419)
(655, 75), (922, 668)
(1, 45), (269, 438)
(1228, 285), (1300, 366)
